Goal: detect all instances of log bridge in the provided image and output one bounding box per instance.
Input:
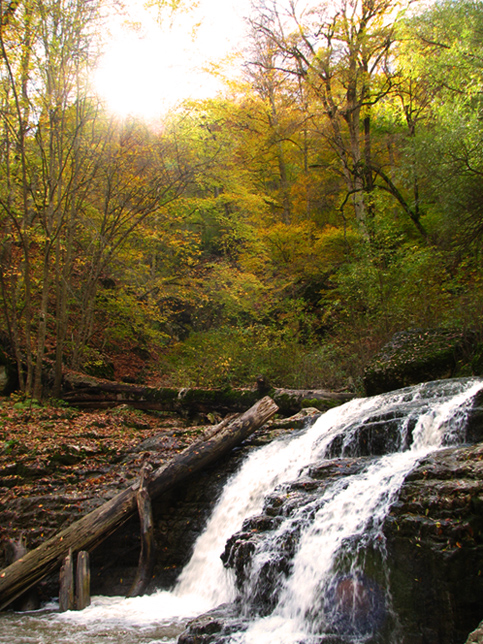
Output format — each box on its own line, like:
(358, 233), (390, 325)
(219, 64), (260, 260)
(0, 396), (279, 611)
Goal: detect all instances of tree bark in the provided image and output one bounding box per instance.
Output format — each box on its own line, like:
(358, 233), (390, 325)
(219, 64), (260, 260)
(75, 551), (91, 610)
(59, 550), (74, 612)
(60, 371), (354, 415)
(0, 396), (279, 611)
(127, 467), (155, 598)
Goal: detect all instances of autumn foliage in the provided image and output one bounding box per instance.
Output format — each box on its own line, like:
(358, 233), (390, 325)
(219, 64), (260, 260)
(0, 0), (483, 399)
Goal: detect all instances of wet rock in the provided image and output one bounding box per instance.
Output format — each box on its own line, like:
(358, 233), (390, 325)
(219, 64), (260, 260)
(220, 457), (369, 614)
(206, 442), (483, 644)
(324, 410), (415, 457)
(384, 442), (483, 644)
(177, 604), (246, 644)
(466, 621), (483, 643)
(4, 535), (40, 611)
(465, 388), (483, 444)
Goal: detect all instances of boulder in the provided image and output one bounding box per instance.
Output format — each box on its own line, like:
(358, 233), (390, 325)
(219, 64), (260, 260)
(363, 329), (481, 396)
(466, 622), (483, 643)
(384, 442), (483, 644)
(207, 442), (483, 644)
(178, 604), (246, 644)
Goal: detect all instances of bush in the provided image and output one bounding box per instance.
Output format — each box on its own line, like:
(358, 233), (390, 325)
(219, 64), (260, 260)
(162, 325), (354, 391)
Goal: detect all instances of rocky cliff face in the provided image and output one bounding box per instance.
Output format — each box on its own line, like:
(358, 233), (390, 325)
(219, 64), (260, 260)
(68, 414), (318, 598)
(384, 442), (483, 644)
(179, 442), (483, 644)
(0, 399), (320, 605)
(179, 388), (483, 644)
(89, 448), (241, 596)
(3, 380), (483, 644)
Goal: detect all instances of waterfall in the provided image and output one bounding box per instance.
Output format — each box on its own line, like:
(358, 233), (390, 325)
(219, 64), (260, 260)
(2, 378), (481, 644)
(174, 409), (318, 605)
(174, 377), (483, 643)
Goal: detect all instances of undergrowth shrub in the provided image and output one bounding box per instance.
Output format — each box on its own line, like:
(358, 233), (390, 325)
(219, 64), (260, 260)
(162, 326), (354, 391)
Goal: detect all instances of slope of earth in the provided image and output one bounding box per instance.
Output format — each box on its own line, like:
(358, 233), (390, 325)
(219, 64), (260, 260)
(0, 397), (211, 569)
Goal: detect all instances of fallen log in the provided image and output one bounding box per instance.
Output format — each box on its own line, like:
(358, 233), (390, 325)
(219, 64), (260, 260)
(0, 396), (279, 611)
(60, 371), (354, 415)
(272, 388), (355, 415)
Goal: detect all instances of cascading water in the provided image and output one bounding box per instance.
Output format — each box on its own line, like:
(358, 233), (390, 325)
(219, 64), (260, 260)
(220, 378), (483, 644)
(0, 378), (482, 644)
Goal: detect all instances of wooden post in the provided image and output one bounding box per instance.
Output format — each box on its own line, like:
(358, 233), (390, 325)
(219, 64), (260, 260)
(75, 551), (90, 610)
(127, 466), (155, 597)
(59, 549), (74, 612)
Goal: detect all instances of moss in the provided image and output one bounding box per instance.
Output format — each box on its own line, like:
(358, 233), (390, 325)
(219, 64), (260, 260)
(143, 387), (180, 405)
(178, 387), (259, 414)
(301, 398), (338, 412)
(83, 357), (115, 380)
(470, 343), (483, 376)
(272, 392), (292, 415)
(363, 329), (479, 396)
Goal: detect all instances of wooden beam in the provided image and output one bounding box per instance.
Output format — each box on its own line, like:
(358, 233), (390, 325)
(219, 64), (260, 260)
(59, 550), (74, 612)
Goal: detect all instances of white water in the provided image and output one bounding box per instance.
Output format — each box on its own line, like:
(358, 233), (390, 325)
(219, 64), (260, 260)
(225, 379), (483, 644)
(1, 378), (482, 644)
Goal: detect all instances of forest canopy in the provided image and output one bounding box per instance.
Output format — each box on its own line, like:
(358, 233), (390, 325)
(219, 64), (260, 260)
(0, 0), (482, 398)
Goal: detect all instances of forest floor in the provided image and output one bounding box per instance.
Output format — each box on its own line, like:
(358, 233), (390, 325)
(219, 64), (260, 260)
(0, 397), (210, 566)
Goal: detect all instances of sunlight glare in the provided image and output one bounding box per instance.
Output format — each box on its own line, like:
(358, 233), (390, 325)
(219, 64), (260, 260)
(94, 0), (251, 121)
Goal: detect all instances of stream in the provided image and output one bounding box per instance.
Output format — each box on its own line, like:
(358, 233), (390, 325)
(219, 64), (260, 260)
(1, 377), (482, 644)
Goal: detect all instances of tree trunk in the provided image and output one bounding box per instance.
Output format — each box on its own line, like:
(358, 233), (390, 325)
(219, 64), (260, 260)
(33, 250), (52, 400)
(0, 396), (279, 611)
(60, 371), (354, 415)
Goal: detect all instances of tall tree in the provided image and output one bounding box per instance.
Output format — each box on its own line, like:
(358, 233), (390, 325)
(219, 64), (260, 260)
(0, 0), (103, 397)
(69, 118), (193, 371)
(397, 0), (483, 246)
(249, 0), (406, 237)
(246, 33), (297, 224)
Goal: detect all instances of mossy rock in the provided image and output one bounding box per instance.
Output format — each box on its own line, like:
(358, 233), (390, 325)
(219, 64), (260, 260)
(83, 356), (115, 380)
(363, 329), (480, 396)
